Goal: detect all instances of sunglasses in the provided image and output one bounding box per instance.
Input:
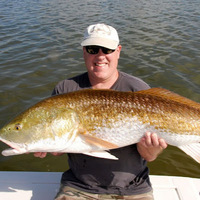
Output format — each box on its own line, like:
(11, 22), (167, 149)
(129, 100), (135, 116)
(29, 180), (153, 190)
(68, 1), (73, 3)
(85, 46), (116, 55)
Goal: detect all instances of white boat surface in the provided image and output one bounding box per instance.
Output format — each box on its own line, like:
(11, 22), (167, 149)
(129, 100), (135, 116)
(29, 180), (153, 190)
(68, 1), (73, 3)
(0, 171), (199, 200)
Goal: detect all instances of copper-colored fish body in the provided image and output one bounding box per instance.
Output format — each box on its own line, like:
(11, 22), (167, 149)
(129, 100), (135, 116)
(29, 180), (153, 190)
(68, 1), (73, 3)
(0, 88), (200, 162)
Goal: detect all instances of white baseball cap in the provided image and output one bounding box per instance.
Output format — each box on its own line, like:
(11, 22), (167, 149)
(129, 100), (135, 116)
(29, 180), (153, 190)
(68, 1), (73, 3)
(81, 23), (119, 49)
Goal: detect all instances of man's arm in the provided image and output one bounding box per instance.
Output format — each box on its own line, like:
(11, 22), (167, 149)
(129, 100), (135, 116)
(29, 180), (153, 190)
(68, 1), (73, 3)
(34, 152), (63, 158)
(137, 132), (168, 162)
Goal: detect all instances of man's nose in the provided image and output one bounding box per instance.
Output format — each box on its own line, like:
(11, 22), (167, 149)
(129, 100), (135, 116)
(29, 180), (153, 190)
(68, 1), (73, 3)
(97, 48), (105, 56)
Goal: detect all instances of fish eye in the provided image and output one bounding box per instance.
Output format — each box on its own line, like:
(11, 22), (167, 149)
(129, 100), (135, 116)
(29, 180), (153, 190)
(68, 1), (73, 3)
(15, 123), (22, 131)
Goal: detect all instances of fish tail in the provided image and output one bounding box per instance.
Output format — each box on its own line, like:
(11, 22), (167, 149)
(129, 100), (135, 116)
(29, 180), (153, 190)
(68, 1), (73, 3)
(179, 143), (200, 163)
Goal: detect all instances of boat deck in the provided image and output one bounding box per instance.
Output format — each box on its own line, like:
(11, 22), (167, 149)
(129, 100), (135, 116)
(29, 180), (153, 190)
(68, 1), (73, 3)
(0, 171), (199, 200)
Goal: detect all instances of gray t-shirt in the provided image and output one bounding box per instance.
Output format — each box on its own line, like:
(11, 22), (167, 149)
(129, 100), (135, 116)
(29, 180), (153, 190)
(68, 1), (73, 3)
(52, 71), (152, 195)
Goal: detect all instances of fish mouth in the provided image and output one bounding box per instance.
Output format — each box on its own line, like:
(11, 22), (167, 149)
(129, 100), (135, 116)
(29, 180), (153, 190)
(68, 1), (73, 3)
(0, 138), (23, 156)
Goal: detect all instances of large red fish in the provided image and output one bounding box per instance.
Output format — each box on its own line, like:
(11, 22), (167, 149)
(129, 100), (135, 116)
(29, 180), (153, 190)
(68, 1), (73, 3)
(0, 88), (200, 163)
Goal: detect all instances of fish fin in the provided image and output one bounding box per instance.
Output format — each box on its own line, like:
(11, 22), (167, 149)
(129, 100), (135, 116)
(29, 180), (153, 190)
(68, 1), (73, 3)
(136, 88), (200, 109)
(2, 148), (26, 156)
(79, 133), (119, 149)
(83, 151), (118, 160)
(179, 143), (200, 164)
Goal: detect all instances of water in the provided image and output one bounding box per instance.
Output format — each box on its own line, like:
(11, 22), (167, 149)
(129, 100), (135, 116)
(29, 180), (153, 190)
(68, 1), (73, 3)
(0, 0), (199, 178)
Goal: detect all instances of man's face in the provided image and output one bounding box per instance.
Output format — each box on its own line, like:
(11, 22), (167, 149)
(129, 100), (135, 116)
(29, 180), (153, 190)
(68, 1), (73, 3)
(83, 45), (122, 83)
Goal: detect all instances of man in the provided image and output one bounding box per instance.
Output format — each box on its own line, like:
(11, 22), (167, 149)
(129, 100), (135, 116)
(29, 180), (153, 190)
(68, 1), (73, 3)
(35, 23), (167, 199)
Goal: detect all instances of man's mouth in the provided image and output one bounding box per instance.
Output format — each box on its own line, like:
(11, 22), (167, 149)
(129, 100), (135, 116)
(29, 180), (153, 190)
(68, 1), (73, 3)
(95, 63), (107, 67)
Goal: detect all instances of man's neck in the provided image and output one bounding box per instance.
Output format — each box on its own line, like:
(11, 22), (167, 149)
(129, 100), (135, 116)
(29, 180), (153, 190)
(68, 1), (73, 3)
(92, 82), (113, 89)
(90, 71), (119, 89)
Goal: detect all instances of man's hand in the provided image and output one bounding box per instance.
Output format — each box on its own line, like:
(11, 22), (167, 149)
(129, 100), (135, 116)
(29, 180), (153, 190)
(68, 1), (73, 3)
(137, 132), (168, 162)
(34, 152), (63, 158)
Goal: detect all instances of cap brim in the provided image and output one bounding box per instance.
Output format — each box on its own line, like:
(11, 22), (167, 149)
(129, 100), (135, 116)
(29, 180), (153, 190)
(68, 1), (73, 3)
(81, 37), (119, 49)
